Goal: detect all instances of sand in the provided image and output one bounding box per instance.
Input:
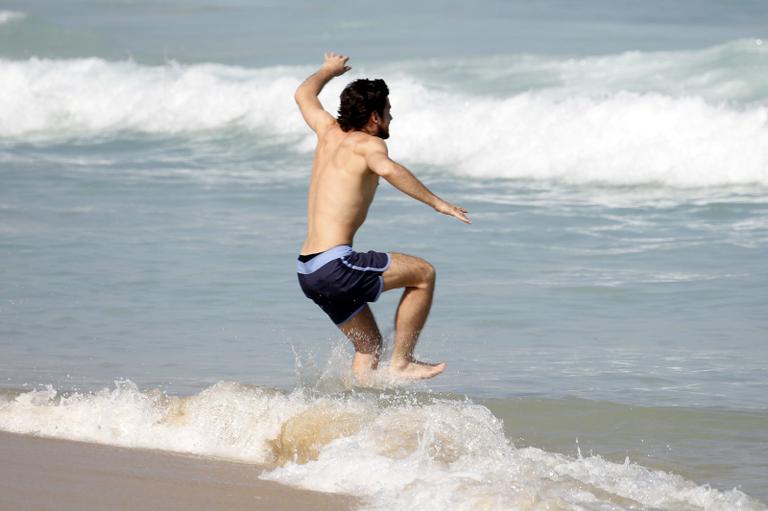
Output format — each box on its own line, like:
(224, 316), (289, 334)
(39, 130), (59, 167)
(0, 430), (358, 511)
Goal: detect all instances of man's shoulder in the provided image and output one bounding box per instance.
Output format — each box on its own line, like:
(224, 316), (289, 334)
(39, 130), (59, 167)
(322, 127), (387, 157)
(316, 117), (341, 137)
(351, 133), (387, 156)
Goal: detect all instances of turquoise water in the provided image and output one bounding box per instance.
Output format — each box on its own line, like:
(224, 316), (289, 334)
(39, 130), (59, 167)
(1, 2), (767, 509)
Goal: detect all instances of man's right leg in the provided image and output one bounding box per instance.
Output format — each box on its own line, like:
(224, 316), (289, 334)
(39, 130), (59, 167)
(338, 305), (383, 385)
(382, 253), (445, 379)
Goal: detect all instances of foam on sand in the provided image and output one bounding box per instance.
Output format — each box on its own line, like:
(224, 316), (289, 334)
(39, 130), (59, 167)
(0, 381), (763, 511)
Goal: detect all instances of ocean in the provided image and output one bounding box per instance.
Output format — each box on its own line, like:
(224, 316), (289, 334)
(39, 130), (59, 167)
(1, 1), (767, 509)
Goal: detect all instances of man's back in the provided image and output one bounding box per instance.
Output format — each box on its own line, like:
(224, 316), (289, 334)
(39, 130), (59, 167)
(302, 126), (379, 255)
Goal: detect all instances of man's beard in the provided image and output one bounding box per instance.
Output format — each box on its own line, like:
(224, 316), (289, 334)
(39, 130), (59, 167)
(377, 125), (390, 140)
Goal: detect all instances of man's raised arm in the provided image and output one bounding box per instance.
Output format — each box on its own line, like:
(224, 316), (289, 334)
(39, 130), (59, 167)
(294, 52), (351, 134)
(365, 139), (471, 224)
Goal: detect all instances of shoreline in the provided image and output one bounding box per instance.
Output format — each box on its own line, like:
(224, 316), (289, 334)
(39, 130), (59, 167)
(0, 430), (358, 511)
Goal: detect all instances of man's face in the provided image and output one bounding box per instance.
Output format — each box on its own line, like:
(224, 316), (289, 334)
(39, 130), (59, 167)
(377, 99), (392, 140)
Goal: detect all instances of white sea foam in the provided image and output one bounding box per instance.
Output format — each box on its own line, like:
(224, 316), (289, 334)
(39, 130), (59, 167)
(406, 39), (768, 103)
(1, 43), (767, 188)
(387, 86), (768, 187)
(0, 58), (306, 139)
(0, 381), (305, 461)
(0, 381), (763, 511)
(0, 10), (25, 24)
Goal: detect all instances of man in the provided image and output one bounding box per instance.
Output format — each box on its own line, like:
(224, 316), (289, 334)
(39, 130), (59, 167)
(295, 53), (470, 382)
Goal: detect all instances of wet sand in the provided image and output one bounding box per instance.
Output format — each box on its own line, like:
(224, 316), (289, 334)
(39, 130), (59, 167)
(0, 430), (357, 511)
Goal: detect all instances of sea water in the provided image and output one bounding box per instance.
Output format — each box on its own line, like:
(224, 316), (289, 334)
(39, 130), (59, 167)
(1, 1), (767, 509)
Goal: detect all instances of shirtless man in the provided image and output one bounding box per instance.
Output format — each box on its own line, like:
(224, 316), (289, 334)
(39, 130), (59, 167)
(295, 53), (470, 382)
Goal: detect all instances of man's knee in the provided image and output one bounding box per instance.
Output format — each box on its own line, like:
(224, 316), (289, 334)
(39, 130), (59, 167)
(419, 260), (436, 287)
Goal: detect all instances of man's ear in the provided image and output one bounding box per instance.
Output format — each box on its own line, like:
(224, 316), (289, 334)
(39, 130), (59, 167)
(369, 111), (381, 125)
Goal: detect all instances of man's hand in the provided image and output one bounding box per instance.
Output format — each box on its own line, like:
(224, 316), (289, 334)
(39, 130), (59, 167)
(322, 52), (351, 77)
(295, 52), (351, 133)
(435, 200), (471, 224)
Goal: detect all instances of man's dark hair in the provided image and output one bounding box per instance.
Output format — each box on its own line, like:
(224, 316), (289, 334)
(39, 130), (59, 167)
(337, 79), (389, 132)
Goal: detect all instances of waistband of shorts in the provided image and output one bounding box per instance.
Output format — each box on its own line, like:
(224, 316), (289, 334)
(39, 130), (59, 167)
(296, 245), (353, 275)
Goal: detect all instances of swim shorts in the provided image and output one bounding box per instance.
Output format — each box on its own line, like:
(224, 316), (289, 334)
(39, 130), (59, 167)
(296, 245), (391, 325)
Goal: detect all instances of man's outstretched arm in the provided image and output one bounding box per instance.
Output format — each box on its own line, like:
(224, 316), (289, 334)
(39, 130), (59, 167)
(366, 139), (471, 224)
(294, 52), (351, 134)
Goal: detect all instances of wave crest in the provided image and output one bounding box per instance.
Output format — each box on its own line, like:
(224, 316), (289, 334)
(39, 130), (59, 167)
(1, 50), (767, 188)
(390, 89), (768, 187)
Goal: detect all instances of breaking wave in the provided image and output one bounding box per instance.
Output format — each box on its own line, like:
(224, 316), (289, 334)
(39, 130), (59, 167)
(0, 381), (763, 511)
(1, 39), (767, 187)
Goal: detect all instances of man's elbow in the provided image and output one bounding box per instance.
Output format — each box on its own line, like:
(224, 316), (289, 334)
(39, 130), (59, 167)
(294, 84), (312, 104)
(294, 89), (304, 105)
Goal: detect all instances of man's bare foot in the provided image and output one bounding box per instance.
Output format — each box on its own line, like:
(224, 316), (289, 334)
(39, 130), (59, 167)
(389, 359), (446, 380)
(352, 351), (379, 370)
(351, 352), (378, 387)
(351, 368), (374, 387)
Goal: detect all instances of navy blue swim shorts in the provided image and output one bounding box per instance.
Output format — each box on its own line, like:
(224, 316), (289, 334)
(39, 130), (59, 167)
(296, 245), (391, 325)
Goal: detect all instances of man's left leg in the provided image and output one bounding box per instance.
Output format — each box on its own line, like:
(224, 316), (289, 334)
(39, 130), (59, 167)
(338, 305), (383, 383)
(381, 252), (445, 379)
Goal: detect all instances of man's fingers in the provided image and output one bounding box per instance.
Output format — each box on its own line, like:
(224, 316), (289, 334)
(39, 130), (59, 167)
(435, 201), (470, 223)
(455, 205), (471, 224)
(455, 211), (471, 224)
(324, 52), (346, 61)
(323, 53), (351, 74)
(444, 204), (471, 224)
